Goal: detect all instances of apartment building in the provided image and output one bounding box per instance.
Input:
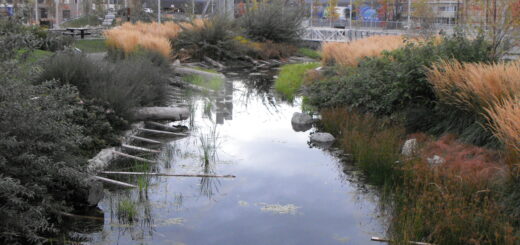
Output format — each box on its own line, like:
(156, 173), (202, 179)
(0, 0), (85, 26)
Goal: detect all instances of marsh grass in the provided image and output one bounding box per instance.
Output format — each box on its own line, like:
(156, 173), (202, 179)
(321, 35), (406, 67)
(485, 98), (520, 154)
(198, 125), (219, 166)
(117, 199), (138, 222)
(390, 155), (515, 245)
(427, 61), (520, 148)
(320, 108), (404, 185)
(428, 61), (520, 115)
(275, 62), (320, 100)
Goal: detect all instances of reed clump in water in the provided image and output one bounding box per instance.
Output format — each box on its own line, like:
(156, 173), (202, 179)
(320, 108), (516, 244)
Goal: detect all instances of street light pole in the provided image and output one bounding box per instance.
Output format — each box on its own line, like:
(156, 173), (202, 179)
(407, 0), (411, 30)
(349, 1), (352, 29)
(157, 0), (160, 23)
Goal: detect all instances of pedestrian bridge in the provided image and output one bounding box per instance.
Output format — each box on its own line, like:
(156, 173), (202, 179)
(302, 27), (403, 42)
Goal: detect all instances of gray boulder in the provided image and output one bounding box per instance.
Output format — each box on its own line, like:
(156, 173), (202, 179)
(310, 132), (335, 143)
(87, 178), (104, 206)
(401, 138), (418, 157)
(291, 112), (313, 125)
(427, 155), (445, 168)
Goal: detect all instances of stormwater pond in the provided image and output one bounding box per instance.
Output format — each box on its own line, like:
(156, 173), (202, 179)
(75, 71), (386, 245)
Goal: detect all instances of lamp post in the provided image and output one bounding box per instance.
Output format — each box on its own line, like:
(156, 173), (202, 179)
(157, 0), (160, 23)
(349, 1), (352, 29)
(407, 0), (411, 30)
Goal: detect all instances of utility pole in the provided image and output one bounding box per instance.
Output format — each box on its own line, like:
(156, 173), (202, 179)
(55, 0), (60, 28)
(349, 0), (352, 29)
(157, 0), (160, 23)
(407, 0), (411, 30)
(35, 0), (39, 25)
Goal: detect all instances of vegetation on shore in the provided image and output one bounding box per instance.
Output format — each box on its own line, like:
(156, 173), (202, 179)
(275, 62), (320, 100)
(306, 32), (519, 244)
(0, 20), (171, 244)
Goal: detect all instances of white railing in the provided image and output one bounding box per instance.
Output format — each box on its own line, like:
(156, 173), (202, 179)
(301, 27), (403, 42)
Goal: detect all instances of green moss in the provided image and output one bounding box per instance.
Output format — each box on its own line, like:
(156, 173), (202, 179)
(297, 48), (321, 59)
(275, 62), (320, 100)
(74, 39), (107, 53)
(184, 75), (224, 91)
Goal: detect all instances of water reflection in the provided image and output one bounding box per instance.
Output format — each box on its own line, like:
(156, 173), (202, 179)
(75, 72), (386, 245)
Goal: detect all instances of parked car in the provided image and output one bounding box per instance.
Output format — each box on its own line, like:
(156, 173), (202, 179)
(144, 8), (153, 13)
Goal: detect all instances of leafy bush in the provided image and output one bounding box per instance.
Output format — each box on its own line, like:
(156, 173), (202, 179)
(240, 0), (305, 43)
(306, 33), (495, 145)
(173, 16), (244, 60)
(38, 52), (168, 119)
(0, 80), (90, 244)
(297, 47), (321, 59)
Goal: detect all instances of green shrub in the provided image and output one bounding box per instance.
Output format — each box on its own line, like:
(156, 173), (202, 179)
(297, 48), (321, 59)
(0, 80), (90, 244)
(38, 52), (168, 119)
(275, 62), (319, 100)
(173, 15), (244, 60)
(306, 33), (497, 146)
(240, 0), (305, 43)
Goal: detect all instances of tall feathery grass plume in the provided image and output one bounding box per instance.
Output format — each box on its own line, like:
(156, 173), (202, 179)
(427, 60), (520, 114)
(321, 35), (406, 67)
(485, 98), (520, 153)
(104, 21), (202, 58)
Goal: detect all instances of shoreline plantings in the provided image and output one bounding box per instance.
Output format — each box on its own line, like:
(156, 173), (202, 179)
(306, 32), (520, 244)
(321, 35), (407, 67)
(275, 62), (320, 100)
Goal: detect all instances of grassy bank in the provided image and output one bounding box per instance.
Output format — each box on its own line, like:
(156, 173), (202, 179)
(74, 39), (107, 53)
(308, 33), (519, 244)
(275, 62), (319, 100)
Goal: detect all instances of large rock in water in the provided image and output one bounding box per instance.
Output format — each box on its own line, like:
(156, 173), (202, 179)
(87, 179), (104, 206)
(134, 107), (190, 121)
(291, 112), (313, 132)
(310, 132), (335, 143)
(291, 112), (313, 125)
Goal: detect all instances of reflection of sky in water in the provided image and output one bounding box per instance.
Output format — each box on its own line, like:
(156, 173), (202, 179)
(86, 79), (385, 245)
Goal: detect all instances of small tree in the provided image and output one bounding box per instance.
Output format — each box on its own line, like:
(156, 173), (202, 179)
(326, 0), (339, 25)
(464, 0), (520, 59)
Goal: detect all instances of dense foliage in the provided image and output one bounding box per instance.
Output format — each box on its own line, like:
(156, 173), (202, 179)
(0, 81), (90, 244)
(240, 0), (305, 43)
(0, 20), (170, 243)
(174, 16), (244, 60)
(306, 33), (497, 146)
(39, 51), (169, 119)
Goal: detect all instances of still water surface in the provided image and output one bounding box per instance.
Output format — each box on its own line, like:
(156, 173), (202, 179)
(83, 74), (385, 245)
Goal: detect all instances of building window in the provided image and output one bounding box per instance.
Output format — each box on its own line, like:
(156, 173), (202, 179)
(40, 8), (47, 18)
(63, 10), (70, 19)
(38, 0), (44, 3)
